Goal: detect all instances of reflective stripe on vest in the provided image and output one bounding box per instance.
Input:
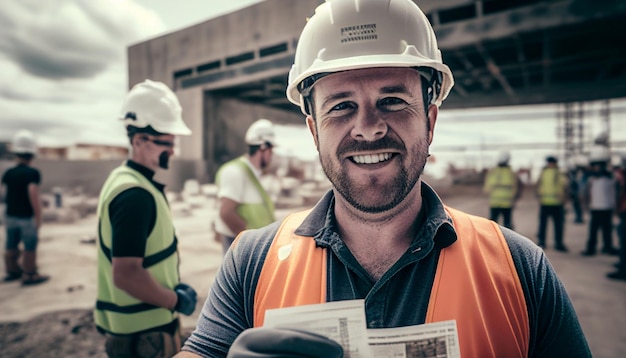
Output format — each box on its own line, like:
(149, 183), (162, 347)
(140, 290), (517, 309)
(485, 167), (517, 208)
(95, 165), (179, 334)
(253, 207), (529, 357)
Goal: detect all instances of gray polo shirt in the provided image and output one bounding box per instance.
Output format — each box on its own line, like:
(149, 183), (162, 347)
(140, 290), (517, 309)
(183, 182), (591, 357)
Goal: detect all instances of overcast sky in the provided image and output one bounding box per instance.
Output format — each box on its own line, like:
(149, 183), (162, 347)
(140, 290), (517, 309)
(0, 0), (262, 147)
(1, 0), (624, 177)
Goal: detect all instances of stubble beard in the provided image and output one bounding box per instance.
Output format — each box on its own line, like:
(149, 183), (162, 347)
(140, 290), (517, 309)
(319, 139), (429, 214)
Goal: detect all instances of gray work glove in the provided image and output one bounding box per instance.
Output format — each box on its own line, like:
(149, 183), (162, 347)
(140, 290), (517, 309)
(173, 282), (197, 316)
(227, 327), (343, 358)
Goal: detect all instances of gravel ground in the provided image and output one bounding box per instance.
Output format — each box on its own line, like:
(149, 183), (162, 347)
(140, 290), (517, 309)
(0, 308), (194, 358)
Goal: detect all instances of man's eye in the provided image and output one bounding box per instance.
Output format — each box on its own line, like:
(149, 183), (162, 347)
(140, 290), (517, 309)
(328, 102), (355, 113)
(378, 97), (408, 110)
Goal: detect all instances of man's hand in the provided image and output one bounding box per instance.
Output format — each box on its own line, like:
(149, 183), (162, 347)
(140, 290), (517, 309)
(174, 283), (197, 315)
(227, 327), (343, 358)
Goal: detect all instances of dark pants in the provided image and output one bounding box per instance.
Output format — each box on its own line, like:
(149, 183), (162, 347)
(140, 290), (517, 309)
(105, 325), (182, 358)
(617, 212), (626, 272)
(490, 207), (513, 229)
(585, 209), (615, 254)
(537, 205), (565, 248)
(570, 194), (583, 222)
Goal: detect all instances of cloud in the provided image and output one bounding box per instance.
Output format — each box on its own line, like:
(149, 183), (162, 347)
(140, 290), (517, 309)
(0, 0), (166, 146)
(0, 0), (164, 80)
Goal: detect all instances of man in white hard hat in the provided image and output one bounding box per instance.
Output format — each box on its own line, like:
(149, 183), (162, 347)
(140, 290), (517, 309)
(178, 1), (590, 357)
(608, 152), (626, 280)
(581, 146), (619, 256)
(536, 155), (569, 252)
(1, 130), (49, 285)
(94, 80), (198, 357)
(213, 118), (276, 254)
(483, 151), (521, 229)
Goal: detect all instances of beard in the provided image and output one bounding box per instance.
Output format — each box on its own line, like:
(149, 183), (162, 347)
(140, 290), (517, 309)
(158, 151), (170, 169)
(319, 135), (429, 214)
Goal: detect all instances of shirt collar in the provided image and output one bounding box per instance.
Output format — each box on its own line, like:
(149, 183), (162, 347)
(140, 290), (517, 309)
(125, 160), (165, 192)
(294, 182), (457, 250)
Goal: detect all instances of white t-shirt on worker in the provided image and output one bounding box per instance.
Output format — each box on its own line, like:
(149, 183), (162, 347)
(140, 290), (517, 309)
(588, 175), (616, 210)
(214, 157), (265, 237)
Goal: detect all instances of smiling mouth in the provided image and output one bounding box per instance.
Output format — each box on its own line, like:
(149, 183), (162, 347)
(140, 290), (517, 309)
(351, 152), (394, 164)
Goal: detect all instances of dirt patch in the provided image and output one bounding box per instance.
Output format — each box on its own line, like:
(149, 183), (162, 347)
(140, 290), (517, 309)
(0, 309), (194, 358)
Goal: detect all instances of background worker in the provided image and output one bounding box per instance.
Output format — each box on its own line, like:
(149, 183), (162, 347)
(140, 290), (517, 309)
(213, 119), (276, 254)
(1, 130), (49, 285)
(483, 150), (520, 229)
(177, 0), (590, 357)
(94, 80), (198, 357)
(567, 154), (588, 224)
(536, 155), (569, 252)
(608, 153), (626, 280)
(581, 146), (619, 256)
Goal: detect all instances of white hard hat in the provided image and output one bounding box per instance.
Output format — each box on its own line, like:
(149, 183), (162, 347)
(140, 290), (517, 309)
(11, 130), (37, 154)
(588, 145), (610, 164)
(610, 154), (622, 168)
(119, 80), (191, 135)
(245, 119), (275, 146)
(286, 0), (454, 114)
(573, 154), (588, 167)
(497, 151), (511, 165)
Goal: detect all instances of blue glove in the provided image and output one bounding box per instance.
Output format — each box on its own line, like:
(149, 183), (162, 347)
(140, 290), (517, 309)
(227, 327), (343, 357)
(173, 283), (197, 316)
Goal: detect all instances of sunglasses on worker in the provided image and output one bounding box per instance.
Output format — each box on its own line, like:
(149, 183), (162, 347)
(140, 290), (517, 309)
(141, 136), (175, 148)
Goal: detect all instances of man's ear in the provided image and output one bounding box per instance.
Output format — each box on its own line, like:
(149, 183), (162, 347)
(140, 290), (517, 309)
(426, 104), (438, 145)
(306, 116), (319, 148)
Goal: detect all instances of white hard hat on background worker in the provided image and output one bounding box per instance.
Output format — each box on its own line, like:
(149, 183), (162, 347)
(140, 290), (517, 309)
(11, 130), (37, 154)
(588, 145), (610, 164)
(119, 79), (191, 135)
(245, 119), (276, 148)
(497, 151), (511, 165)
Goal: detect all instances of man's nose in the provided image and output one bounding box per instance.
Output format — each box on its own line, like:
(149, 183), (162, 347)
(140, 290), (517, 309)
(350, 111), (388, 141)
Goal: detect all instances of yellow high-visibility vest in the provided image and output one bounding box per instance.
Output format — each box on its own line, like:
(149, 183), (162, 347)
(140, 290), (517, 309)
(484, 166), (518, 208)
(95, 165), (180, 334)
(537, 167), (567, 205)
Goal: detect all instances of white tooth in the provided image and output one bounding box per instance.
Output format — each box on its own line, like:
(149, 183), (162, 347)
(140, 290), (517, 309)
(352, 153), (392, 164)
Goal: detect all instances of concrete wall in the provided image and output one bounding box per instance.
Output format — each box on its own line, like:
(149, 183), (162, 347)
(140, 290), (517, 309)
(0, 159), (203, 197)
(126, 0), (320, 174)
(127, 0), (322, 89)
(176, 87), (204, 161)
(205, 95), (302, 180)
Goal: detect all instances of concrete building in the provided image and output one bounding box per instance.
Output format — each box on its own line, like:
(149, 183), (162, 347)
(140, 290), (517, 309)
(128, 0), (320, 183)
(127, 0), (626, 185)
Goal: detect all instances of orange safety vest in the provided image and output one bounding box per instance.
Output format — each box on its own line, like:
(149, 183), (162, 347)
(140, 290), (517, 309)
(253, 206), (529, 357)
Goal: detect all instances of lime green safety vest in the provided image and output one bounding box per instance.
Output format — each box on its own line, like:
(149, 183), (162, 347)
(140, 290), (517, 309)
(484, 166), (518, 208)
(537, 167), (567, 205)
(216, 157), (275, 231)
(94, 165), (180, 335)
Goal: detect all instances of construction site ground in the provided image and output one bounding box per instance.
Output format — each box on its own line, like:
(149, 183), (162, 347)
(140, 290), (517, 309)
(0, 183), (625, 358)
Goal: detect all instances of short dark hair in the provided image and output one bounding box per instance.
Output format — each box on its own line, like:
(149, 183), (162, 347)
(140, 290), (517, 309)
(16, 153), (34, 161)
(249, 142), (273, 156)
(126, 125), (165, 143)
